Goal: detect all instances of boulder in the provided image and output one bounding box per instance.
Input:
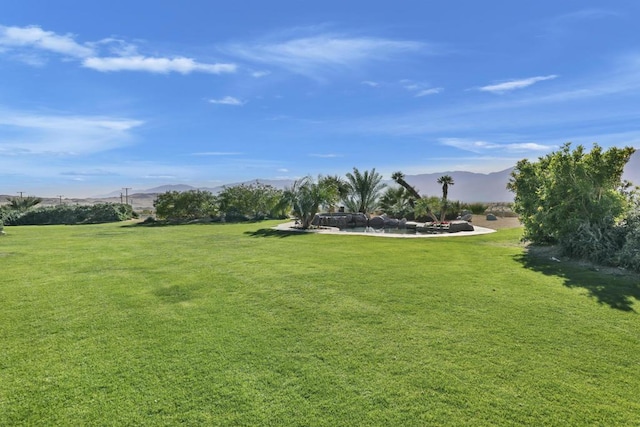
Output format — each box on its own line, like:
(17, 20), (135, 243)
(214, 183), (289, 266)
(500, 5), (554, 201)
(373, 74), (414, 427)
(352, 213), (368, 227)
(486, 213), (498, 221)
(448, 221), (475, 233)
(368, 216), (385, 229)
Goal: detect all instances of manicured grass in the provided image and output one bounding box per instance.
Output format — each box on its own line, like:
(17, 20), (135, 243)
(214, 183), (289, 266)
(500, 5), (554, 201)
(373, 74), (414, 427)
(1, 221), (639, 425)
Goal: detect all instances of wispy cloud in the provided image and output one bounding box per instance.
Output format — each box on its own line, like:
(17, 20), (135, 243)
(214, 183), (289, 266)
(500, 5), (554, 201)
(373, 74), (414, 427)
(0, 24), (94, 58)
(251, 70), (270, 78)
(478, 75), (558, 93)
(440, 138), (554, 153)
(191, 151), (243, 156)
(0, 25), (236, 75)
(541, 8), (619, 39)
(60, 170), (119, 177)
(224, 33), (426, 79)
(0, 108), (143, 155)
(415, 87), (443, 97)
(361, 80), (379, 87)
(208, 96), (245, 106)
(83, 56), (235, 74)
(401, 79), (443, 97)
(310, 153), (342, 158)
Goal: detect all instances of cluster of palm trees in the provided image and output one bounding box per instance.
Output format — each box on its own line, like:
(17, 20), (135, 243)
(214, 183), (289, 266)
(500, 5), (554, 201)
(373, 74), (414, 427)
(284, 167), (455, 229)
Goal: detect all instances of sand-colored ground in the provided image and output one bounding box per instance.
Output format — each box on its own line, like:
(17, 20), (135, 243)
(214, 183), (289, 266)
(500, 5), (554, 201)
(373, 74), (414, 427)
(470, 214), (521, 230)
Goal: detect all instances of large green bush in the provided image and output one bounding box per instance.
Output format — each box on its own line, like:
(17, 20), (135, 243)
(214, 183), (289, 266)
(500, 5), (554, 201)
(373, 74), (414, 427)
(508, 143), (638, 271)
(3, 203), (134, 225)
(217, 183), (286, 222)
(154, 190), (217, 221)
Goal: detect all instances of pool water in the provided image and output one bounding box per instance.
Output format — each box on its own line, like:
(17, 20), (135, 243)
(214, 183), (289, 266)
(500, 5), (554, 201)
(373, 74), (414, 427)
(339, 227), (445, 235)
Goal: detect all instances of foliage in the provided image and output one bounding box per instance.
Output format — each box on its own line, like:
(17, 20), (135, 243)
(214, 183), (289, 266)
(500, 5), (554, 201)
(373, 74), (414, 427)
(3, 203), (134, 225)
(0, 207), (24, 226)
(463, 202), (488, 215)
(437, 175), (455, 222)
(282, 176), (337, 228)
(343, 167), (386, 214)
(5, 196), (42, 212)
(379, 186), (414, 219)
(508, 143), (637, 268)
(391, 171), (421, 203)
(217, 183), (285, 221)
(318, 175), (350, 212)
(2, 223), (640, 425)
(154, 190), (217, 221)
(413, 196), (440, 222)
(614, 194), (640, 271)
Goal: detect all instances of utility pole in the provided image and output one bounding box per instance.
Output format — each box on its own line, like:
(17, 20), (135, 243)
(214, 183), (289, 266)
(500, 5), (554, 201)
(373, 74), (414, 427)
(57, 195), (64, 205)
(17, 191), (24, 199)
(122, 187), (131, 205)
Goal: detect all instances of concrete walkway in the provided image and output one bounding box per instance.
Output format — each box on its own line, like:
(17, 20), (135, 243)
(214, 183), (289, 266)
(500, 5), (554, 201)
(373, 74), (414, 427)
(273, 221), (497, 238)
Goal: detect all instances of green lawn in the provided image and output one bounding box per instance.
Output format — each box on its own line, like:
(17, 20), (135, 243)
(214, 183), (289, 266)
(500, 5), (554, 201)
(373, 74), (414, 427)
(1, 221), (639, 426)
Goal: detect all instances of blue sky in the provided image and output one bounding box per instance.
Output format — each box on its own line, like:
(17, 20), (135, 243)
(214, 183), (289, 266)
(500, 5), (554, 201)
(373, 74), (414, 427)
(2, 1), (640, 197)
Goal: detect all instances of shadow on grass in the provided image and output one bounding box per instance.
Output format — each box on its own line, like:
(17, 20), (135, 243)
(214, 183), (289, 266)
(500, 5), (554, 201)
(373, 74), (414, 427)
(245, 228), (313, 238)
(122, 220), (221, 228)
(514, 251), (640, 312)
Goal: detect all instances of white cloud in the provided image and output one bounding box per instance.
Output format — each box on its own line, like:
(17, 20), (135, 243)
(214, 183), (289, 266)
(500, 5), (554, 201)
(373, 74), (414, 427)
(0, 25), (237, 75)
(0, 25), (94, 58)
(478, 75), (558, 93)
(0, 109), (143, 155)
(505, 142), (553, 152)
(225, 34), (426, 79)
(439, 138), (553, 153)
(83, 56), (236, 74)
(251, 70), (270, 78)
(400, 80), (442, 97)
(415, 87), (443, 97)
(440, 138), (500, 153)
(361, 80), (379, 87)
(208, 96), (245, 106)
(89, 37), (139, 56)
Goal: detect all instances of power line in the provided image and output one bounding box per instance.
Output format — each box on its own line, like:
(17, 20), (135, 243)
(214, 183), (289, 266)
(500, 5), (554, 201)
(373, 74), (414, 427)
(122, 187), (132, 205)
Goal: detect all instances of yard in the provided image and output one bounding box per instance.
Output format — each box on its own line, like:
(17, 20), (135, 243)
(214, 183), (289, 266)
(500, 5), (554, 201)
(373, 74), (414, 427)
(1, 220), (638, 425)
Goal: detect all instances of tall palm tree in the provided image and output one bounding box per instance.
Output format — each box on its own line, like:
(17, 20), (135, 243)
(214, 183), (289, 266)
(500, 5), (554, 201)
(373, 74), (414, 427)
(437, 175), (455, 222)
(344, 167), (386, 214)
(391, 171), (422, 204)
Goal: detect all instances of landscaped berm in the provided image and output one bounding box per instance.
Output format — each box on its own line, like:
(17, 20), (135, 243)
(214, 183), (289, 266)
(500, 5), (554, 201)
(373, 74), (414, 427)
(1, 220), (639, 425)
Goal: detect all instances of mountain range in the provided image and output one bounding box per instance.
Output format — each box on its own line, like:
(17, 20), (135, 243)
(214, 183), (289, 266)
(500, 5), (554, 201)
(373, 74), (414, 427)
(99, 149), (639, 203)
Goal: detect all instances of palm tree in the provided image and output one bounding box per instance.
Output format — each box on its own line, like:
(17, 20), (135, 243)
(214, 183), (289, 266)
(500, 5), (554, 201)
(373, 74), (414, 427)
(6, 196), (42, 212)
(391, 171), (422, 205)
(437, 175), (455, 222)
(380, 186), (413, 219)
(282, 176), (337, 229)
(318, 175), (350, 212)
(344, 167), (386, 214)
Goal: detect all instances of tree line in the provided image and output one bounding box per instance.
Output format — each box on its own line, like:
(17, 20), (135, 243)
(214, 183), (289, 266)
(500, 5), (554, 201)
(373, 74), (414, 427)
(0, 199), (135, 225)
(152, 168), (474, 228)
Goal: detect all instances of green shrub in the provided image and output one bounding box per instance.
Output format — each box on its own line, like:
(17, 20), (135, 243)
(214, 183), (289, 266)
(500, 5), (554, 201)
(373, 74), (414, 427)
(463, 202), (489, 215)
(154, 190), (217, 221)
(7, 203), (134, 225)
